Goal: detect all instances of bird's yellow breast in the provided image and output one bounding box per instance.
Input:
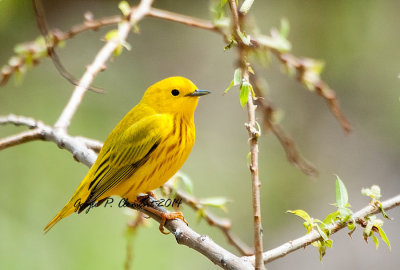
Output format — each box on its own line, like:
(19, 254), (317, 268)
(110, 114), (195, 200)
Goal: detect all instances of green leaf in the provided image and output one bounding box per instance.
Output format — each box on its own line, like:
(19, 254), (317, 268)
(316, 225), (329, 241)
(105, 29), (119, 41)
(248, 65), (255, 75)
(361, 185), (381, 200)
(176, 172), (194, 194)
(377, 226), (391, 251)
(371, 233), (379, 250)
(196, 208), (206, 222)
(237, 30), (251, 46)
(233, 68), (242, 85)
(376, 201), (389, 219)
(118, 1), (131, 16)
(224, 39), (235, 50)
(199, 197), (230, 212)
(335, 176), (348, 208)
(287, 209), (312, 223)
(224, 80), (234, 94)
(347, 222), (355, 231)
(279, 18), (290, 38)
(323, 210), (340, 225)
(239, 82), (250, 108)
(239, 0), (254, 14)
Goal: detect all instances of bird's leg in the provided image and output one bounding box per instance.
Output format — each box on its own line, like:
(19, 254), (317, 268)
(142, 205), (188, 235)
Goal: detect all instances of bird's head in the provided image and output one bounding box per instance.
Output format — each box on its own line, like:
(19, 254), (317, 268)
(141, 77), (210, 115)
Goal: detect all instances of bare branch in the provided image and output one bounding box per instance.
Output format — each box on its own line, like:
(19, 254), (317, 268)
(0, 130), (42, 150)
(148, 8), (220, 33)
(274, 52), (351, 134)
(244, 194), (400, 265)
(54, 0), (154, 131)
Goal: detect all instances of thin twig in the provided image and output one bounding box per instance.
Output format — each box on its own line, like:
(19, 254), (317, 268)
(244, 194), (400, 264)
(148, 8), (220, 33)
(274, 52), (351, 134)
(228, 1), (265, 269)
(0, 130), (42, 150)
(54, 0), (154, 131)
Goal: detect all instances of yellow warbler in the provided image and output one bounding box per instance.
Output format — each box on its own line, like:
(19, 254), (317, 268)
(44, 76), (209, 233)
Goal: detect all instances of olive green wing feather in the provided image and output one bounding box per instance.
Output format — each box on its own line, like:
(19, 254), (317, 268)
(79, 114), (172, 211)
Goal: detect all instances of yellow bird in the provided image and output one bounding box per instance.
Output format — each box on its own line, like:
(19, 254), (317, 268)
(44, 76), (210, 233)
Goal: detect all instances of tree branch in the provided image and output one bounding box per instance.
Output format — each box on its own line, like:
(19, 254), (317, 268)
(244, 194), (400, 265)
(148, 8), (220, 33)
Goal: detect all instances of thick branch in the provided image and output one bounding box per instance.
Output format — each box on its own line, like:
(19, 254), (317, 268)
(244, 194), (400, 264)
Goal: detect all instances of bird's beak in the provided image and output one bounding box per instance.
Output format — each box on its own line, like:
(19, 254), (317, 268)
(186, 89), (211, 97)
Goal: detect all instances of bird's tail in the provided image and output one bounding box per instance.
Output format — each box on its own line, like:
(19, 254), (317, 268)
(43, 183), (88, 233)
(43, 203), (76, 233)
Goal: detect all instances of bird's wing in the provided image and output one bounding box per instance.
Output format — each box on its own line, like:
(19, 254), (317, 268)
(80, 114), (172, 210)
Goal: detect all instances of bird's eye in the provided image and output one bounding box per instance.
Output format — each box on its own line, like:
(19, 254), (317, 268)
(171, 89), (180, 96)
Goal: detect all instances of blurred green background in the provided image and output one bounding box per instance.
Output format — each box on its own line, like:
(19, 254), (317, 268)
(1, 0), (399, 269)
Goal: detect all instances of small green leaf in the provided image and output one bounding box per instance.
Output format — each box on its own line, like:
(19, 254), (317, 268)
(377, 226), (391, 251)
(237, 30), (251, 46)
(248, 65), (255, 75)
(279, 18), (290, 38)
(118, 1), (131, 16)
(347, 222), (355, 231)
(239, 0), (254, 15)
(335, 176), (348, 208)
(316, 225), (329, 241)
(325, 239), (333, 248)
(233, 68), (242, 85)
(176, 172), (194, 194)
(196, 208), (206, 222)
(224, 80), (234, 94)
(287, 209), (312, 223)
(224, 39), (235, 50)
(371, 233), (379, 249)
(199, 197), (230, 212)
(323, 211), (340, 225)
(376, 201), (389, 219)
(105, 29), (119, 41)
(361, 185), (381, 200)
(239, 82), (250, 108)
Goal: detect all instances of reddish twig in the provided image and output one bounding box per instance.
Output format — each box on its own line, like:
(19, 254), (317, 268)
(228, 1), (265, 269)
